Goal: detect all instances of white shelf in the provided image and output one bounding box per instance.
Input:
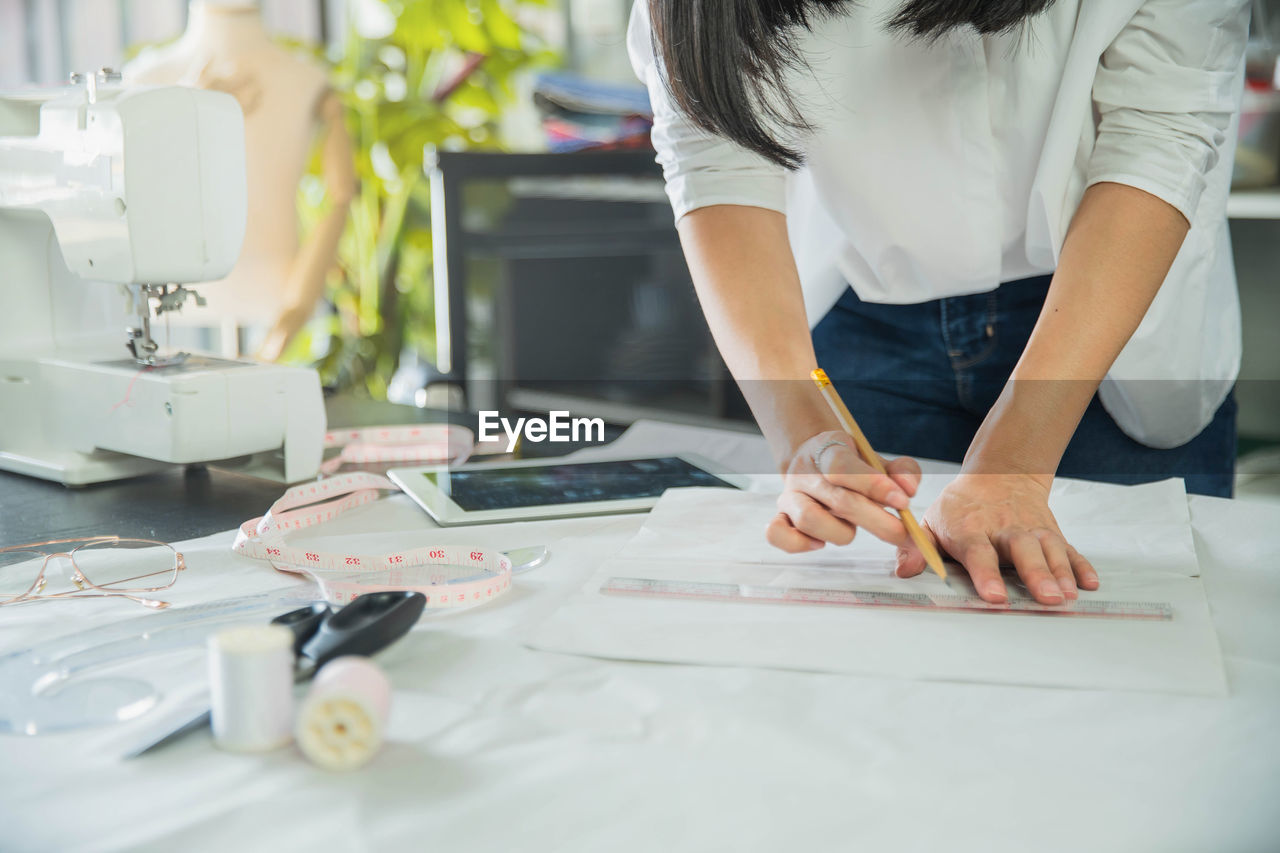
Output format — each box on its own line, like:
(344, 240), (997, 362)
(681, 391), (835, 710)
(1227, 189), (1280, 220)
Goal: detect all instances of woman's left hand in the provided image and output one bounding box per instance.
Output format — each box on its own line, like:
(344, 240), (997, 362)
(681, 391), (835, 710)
(895, 472), (1099, 605)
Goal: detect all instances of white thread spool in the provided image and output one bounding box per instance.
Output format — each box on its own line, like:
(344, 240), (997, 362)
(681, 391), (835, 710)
(207, 624), (295, 753)
(295, 656), (391, 771)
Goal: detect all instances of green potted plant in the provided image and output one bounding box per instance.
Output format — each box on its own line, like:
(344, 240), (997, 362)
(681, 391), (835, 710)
(284, 0), (556, 398)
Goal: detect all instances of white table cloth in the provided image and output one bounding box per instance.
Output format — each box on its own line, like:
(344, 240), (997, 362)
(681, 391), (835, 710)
(2, 423), (1277, 852)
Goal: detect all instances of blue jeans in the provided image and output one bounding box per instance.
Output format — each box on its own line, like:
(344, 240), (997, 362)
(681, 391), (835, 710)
(810, 275), (1236, 497)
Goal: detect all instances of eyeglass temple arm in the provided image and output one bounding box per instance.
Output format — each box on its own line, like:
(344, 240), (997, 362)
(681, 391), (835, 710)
(1, 589), (169, 609)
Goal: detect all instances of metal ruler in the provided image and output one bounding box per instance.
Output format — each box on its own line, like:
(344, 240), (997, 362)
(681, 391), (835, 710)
(601, 577), (1173, 621)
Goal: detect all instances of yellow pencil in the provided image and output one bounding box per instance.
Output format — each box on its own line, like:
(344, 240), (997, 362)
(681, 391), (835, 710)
(810, 368), (946, 580)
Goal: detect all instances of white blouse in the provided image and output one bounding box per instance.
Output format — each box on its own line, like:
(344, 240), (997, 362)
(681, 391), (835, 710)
(628, 0), (1251, 448)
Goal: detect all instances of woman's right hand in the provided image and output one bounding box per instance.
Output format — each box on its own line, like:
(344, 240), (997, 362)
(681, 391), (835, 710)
(767, 430), (924, 553)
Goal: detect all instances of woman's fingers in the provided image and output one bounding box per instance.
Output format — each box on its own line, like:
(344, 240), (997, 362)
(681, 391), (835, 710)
(817, 445), (910, 510)
(1036, 530), (1078, 599)
(1005, 531), (1064, 605)
(811, 479), (909, 547)
(957, 539), (1006, 603)
(1066, 544), (1100, 590)
(766, 512), (824, 553)
(780, 440), (1100, 609)
(896, 546), (924, 578)
(778, 439), (920, 549)
(894, 519), (938, 578)
(776, 491), (857, 546)
(883, 455), (922, 497)
(895, 473), (1098, 606)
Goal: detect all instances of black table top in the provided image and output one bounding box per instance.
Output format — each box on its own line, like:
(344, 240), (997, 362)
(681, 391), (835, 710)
(0, 396), (620, 547)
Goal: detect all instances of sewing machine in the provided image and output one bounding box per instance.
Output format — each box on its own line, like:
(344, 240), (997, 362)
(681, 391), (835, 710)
(0, 71), (324, 486)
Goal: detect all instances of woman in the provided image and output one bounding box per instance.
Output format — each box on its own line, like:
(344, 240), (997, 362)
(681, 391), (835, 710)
(628, 0), (1250, 605)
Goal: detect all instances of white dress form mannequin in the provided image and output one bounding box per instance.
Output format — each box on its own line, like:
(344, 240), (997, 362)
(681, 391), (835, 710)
(125, 0), (355, 360)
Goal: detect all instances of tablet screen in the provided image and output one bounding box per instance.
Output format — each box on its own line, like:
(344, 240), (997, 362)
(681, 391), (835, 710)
(425, 457), (738, 511)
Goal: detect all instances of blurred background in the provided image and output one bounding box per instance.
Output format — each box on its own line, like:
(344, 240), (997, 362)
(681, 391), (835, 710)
(1, 0), (1277, 497)
(2, 0), (740, 428)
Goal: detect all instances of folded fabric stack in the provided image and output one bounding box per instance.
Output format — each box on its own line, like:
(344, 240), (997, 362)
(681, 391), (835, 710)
(533, 71), (654, 152)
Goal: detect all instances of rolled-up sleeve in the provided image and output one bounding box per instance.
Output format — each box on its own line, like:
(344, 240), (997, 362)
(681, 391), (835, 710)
(1088, 0), (1250, 221)
(627, 0), (788, 222)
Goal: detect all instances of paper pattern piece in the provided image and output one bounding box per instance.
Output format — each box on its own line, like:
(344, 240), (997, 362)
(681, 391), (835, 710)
(526, 485), (1228, 696)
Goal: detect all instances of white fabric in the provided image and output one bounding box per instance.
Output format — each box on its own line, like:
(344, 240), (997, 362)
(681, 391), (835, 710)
(628, 0), (1249, 447)
(1, 422), (1278, 851)
(526, 483), (1228, 695)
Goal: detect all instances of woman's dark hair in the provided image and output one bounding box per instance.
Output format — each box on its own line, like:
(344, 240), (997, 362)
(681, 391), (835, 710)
(648, 0), (1058, 168)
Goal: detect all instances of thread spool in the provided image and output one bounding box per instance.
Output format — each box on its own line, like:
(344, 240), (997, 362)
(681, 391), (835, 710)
(207, 624), (295, 753)
(295, 656), (391, 771)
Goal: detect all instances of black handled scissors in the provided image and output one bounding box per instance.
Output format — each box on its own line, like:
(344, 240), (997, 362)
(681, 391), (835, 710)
(125, 590), (426, 758)
(270, 590), (425, 680)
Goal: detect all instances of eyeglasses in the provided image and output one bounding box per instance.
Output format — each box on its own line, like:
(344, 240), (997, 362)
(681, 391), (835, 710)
(0, 536), (185, 610)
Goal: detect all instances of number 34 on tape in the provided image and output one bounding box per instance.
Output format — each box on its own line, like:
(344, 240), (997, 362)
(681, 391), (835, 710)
(232, 472), (513, 609)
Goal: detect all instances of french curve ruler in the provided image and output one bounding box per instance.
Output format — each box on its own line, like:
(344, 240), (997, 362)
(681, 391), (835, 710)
(600, 577), (1173, 621)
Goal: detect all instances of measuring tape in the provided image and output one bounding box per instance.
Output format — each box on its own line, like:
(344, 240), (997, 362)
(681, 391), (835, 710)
(233, 472), (512, 608)
(601, 577), (1173, 621)
(319, 424), (475, 474)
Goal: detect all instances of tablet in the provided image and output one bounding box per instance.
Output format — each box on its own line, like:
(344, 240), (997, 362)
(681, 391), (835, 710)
(387, 454), (746, 526)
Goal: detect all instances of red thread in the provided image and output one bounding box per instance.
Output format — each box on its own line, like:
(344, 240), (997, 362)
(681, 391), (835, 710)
(107, 365), (154, 414)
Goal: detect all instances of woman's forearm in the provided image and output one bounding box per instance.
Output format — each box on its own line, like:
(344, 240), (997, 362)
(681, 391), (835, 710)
(676, 205), (839, 462)
(966, 182), (1191, 479)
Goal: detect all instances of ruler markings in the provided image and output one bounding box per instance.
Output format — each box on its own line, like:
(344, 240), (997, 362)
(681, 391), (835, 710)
(601, 577), (1172, 621)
